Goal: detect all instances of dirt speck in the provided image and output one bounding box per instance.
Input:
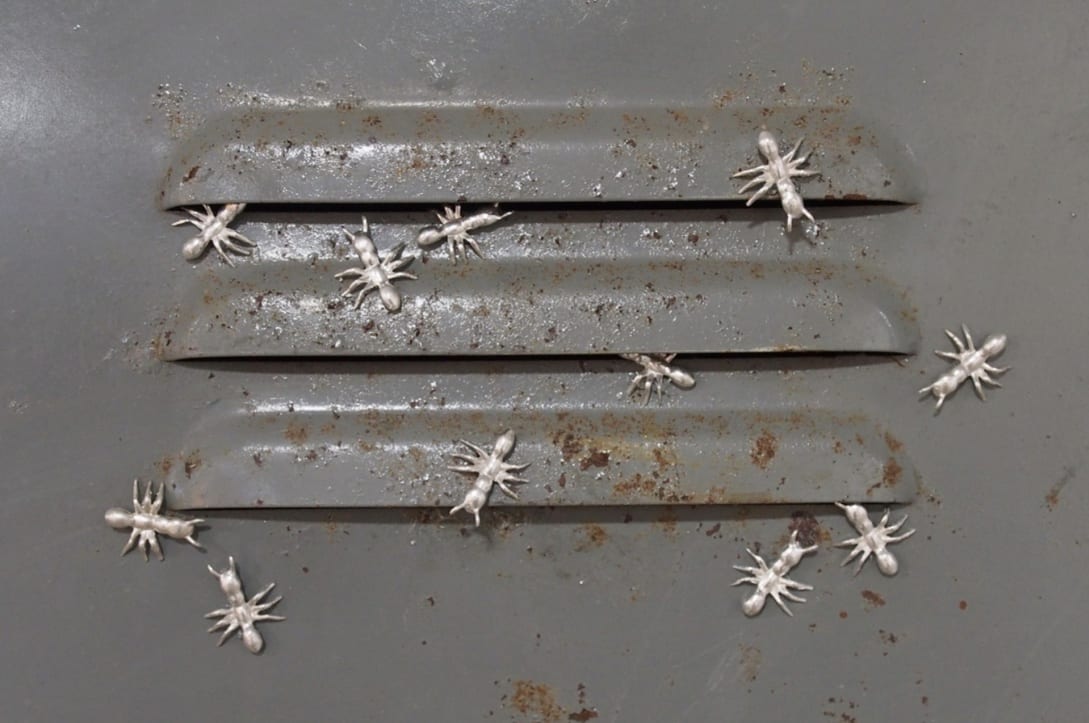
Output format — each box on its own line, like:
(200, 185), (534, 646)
(839, 610), (849, 619)
(750, 430), (778, 469)
(575, 524), (607, 551)
(252, 451), (264, 467)
(739, 644), (762, 682)
(183, 450), (202, 478)
(705, 522), (721, 537)
(959, 600), (968, 611)
(861, 590), (886, 608)
(557, 473), (567, 488)
(158, 455), (174, 476)
(579, 449), (610, 471)
(508, 680), (565, 722)
(1045, 466), (1075, 510)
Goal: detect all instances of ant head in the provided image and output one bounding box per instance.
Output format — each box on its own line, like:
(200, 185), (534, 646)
(379, 285), (402, 312)
(667, 367), (695, 389)
(982, 334), (1007, 356)
(757, 131), (779, 157)
(182, 237), (208, 260)
(104, 508), (132, 529)
(494, 430), (517, 457)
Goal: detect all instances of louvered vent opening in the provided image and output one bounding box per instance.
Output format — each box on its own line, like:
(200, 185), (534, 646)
(155, 102), (921, 512)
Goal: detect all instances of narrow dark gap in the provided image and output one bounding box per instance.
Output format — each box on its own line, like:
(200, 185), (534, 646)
(167, 198), (911, 214)
(173, 351), (907, 376)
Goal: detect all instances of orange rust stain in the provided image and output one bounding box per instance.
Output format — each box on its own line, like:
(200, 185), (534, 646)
(959, 600), (968, 611)
(579, 449), (610, 471)
(575, 524), (607, 551)
(508, 680), (565, 722)
(832, 440), (845, 454)
(787, 510), (831, 547)
(846, 134), (862, 146)
(750, 430), (778, 470)
(655, 509), (678, 537)
(652, 446), (677, 471)
(284, 422), (309, 445)
(883, 432), (904, 453)
(558, 433), (583, 462)
(861, 590), (886, 608)
(158, 455), (174, 476)
(612, 474), (656, 498)
(882, 458), (903, 488)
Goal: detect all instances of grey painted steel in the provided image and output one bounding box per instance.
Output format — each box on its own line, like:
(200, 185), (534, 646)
(163, 208), (920, 358)
(3, 2), (1089, 723)
(161, 105), (921, 207)
(165, 359), (916, 508)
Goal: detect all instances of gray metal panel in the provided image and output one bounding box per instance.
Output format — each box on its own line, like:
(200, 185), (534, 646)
(2, 2), (1088, 723)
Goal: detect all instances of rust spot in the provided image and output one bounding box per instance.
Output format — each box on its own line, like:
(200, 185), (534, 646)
(612, 473), (656, 498)
(882, 458), (902, 488)
(842, 193), (869, 201)
(832, 440), (845, 454)
(305, 449), (319, 462)
(284, 422), (309, 445)
(509, 680), (565, 722)
(846, 135), (862, 147)
(1045, 466), (1075, 510)
(739, 644), (762, 683)
(705, 522), (721, 537)
(861, 590), (886, 608)
(667, 108), (690, 123)
(568, 709), (598, 722)
(575, 524), (607, 551)
(883, 432), (904, 453)
(750, 430), (778, 470)
(579, 449), (610, 471)
(713, 90), (735, 108)
(557, 473), (567, 488)
(652, 446), (677, 471)
(559, 433), (583, 461)
(959, 600), (968, 611)
(879, 629), (898, 645)
(787, 510), (830, 547)
(654, 509), (678, 537)
(183, 164), (200, 181)
(183, 450), (202, 478)
(158, 455), (174, 476)
(839, 610), (848, 619)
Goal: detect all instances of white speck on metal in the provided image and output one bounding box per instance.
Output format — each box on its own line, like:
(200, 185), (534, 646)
(732, 130), (817, 231)
(919, 324), (1008, 410)
(732, 531), (817, 617)
(104, 479), (203, 561)
(205, 556), (285, 654)
(415, 204), (512, 263)
(620, 353), (695, 404)
(835, 503), (915, 576)
(335, 216), (417, 313)
(173, 202), (256, 265)
(448, 430), (529, 526)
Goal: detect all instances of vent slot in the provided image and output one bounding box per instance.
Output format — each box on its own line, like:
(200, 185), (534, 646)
(161, 103), (921, 207)
(158, 208), (919, 359)
(162, 359), (917, 510)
